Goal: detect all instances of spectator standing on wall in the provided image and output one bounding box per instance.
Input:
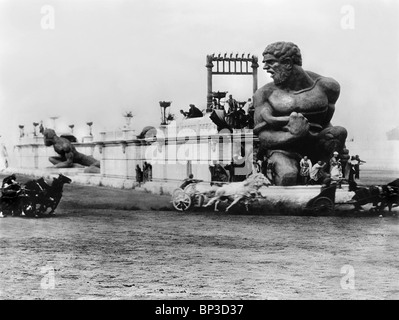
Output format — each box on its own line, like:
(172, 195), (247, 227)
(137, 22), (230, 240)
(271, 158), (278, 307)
(243, 98), (253, 114)
(348, 156), (357, 182)
(226, 95), (238, 114)
(136, 165), (143, 186)
(186, 104), (203, 118)
(354, 155), (366, 180)
(329, 151), (340, 174)
(309, 161), (328, 185)
(147, 162), (152, 181)
(299, 155), (312, 185)
(143, 162), (149, 182)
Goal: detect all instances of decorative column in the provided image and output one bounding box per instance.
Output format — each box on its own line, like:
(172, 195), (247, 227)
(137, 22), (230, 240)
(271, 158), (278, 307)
(19, 125), (25, 138)
(206, 55), (214, 110)
(123, 111), (134, 129)
(125, 116), (132, 128)
(33, 122), (39, 136)
(251, 55), (259, 94)
(159, 101), (171, 125)
(86, 122), (93, 136)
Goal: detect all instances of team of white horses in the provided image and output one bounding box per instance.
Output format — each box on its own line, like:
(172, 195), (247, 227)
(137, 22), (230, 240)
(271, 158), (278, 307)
(198, 173), (272, 212)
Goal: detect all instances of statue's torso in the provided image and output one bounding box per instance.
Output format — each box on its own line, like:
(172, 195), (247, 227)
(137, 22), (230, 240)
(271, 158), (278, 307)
(53, 144), (66, 155)
(53, 139), (75, 156)
(268, 78), (329, 123)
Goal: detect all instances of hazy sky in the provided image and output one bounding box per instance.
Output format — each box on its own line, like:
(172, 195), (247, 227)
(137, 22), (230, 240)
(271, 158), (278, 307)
(1, 0), (398, 145)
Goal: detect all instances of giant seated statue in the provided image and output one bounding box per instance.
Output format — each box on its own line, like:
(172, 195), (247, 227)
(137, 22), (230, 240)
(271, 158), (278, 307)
(253, 41), (348, 186)
(41, 128), (101, 173)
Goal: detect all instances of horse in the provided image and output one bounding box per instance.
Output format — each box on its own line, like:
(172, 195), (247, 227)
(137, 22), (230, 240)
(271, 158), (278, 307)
(348, 181), (384, 211)
(203, 173), (271, 212)
(40, 174), (71, 214)
(24, 174), (71, 216)
(24, 177), (51, 215)
(379, 178), (399, 212)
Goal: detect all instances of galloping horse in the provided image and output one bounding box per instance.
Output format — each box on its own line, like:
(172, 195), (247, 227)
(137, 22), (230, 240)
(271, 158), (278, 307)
(204, 173), (271, 212)
(24, 177), (50, 216)
(348, 181), (384, 211)
(380, 178), (399, 212)
(24, 174), (72, 215)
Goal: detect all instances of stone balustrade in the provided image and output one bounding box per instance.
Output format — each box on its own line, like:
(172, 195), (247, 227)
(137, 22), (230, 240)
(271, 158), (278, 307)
(14, 125), (254, 185)
(12, 113), (257, 191)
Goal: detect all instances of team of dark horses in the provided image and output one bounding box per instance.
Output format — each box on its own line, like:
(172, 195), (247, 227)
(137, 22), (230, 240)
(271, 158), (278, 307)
(348, 178), (399, 213)
(0, 174), (71, 218)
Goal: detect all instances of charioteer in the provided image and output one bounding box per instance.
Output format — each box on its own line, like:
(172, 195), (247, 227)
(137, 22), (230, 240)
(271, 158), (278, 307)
(1, 174), (20, 197)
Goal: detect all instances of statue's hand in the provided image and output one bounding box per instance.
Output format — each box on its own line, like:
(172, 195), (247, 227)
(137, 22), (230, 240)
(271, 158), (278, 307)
(341, 148), (350, 162)
(286, 112), (309, 137)
(318, 126), (348, 157)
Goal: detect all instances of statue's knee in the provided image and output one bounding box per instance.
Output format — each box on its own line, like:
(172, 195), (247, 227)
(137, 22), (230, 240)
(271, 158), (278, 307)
(322, 126), (347, 142)
(276, 167), (298, 186)
(269, 155), (299, 186)
(333, 126), (347, 142)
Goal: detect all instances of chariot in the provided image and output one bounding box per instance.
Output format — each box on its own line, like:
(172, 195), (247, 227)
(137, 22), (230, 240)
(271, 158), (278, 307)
(171, 182), (208, 211)
(171, 176), (399, 215)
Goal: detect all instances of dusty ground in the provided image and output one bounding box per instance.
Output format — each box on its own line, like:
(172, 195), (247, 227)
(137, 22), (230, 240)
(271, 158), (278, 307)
(0, 171), (399, 300)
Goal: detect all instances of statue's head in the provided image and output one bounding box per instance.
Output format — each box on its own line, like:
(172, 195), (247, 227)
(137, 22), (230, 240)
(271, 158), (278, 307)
(262, 41), (302, 85)
(43, 128), (56, 146)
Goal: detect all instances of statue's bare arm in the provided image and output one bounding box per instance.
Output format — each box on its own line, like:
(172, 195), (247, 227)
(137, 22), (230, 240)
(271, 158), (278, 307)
(307, 72), (340, 127)
(323, 78), (340, 126)
(254, 101), (290, 134)
(253, 87), (309, 148)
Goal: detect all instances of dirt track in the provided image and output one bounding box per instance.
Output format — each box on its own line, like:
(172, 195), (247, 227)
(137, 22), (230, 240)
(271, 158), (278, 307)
(1, 173), (399, 300)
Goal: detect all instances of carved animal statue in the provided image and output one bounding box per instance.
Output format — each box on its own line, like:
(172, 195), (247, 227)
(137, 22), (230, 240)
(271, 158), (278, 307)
(204, 173), (271, 212)
(24, 174), (72, 216)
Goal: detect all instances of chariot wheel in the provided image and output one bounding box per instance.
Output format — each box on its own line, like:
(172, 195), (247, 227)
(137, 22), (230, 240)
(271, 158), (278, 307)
(312, 197), (334, 215)
(172, 190), (192, 211)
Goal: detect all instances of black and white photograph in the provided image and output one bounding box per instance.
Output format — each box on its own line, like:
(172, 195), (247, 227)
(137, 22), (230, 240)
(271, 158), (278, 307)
(0, 0), (398, 305)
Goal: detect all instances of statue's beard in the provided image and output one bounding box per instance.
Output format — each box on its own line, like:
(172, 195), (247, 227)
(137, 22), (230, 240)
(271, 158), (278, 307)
(272, 67), (291, 85)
